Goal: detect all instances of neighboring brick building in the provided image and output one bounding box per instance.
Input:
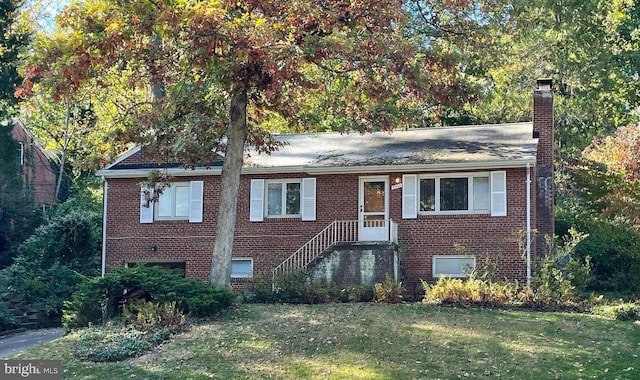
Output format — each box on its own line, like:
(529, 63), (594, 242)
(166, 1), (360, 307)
(97, 80), (554, 292)
(10, 119), (57, 206)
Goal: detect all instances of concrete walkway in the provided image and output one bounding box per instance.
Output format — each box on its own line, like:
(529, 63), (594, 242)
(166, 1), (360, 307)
(0, 328), (65, 359)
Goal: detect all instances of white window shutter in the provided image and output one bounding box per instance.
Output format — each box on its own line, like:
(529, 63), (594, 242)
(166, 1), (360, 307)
(301, 178), (317, 221)
(490, 171), (507, 216)
(402, 174), (418, 219)
(140, 186), (154, 224)
(249, 179), (265, 222)
(189, 181), (204, 223)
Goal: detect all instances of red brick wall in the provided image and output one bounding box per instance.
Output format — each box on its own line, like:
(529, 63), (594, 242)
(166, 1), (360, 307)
(105, 168), (534, 291)
(395, 169), (530, 292)
(533, 79), (555, 253)
(11, 122), (57, 205)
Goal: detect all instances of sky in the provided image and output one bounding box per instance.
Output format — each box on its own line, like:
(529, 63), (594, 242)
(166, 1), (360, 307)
(23, 0), (73, 34)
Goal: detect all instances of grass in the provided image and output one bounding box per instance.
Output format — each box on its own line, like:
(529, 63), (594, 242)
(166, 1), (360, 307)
(11, 303), (640, 379)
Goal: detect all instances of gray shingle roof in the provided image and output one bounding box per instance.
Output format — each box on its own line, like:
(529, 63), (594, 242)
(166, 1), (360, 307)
(245, 122), (537, 168)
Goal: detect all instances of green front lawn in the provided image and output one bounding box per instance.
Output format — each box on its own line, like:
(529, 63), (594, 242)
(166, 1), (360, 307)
(13, 303), (640, 379)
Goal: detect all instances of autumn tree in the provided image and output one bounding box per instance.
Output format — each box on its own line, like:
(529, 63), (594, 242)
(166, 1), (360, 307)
(468, 0), (640, 158)
(573, 124), (640, 228)
(22, 0), (504, 286)
(1, 0), (29, 119)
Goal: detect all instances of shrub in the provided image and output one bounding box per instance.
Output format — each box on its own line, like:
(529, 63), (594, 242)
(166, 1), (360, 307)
(62, 265), (235, 331)
(573, 222), (640, 292)
(0, 303), (17, 332)
(271, 271), (375, 304)
(593, 303), (640, 321)
(74, 324), (177, 362)
(0, 259), (84, 324)
(339, 284), (373, 303)
(0, 209), (102, 324)
(14, 210), (101, 274)
(184, 288), (236, 316)
(122, 301), (188, 332)
(273, 270), (309, 304)
(244, 275), (276, 303)
(423, 276), (580, 309)
(373, 274), (403, 303)
(422, 277), (465, 304)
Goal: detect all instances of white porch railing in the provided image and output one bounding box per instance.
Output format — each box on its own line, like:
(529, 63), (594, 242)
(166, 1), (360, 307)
(272, 219), (399, 290)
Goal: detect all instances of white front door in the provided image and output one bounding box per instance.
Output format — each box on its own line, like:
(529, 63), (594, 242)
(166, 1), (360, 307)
(359, 176), (389, 241)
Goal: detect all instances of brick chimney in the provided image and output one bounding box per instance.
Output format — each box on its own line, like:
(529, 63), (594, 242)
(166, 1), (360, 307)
(533, 78), (554, 251)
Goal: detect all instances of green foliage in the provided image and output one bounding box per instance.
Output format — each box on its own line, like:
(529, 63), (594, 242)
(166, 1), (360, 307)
(373, 274), (403, 304)
(593, 302), (640, 322)
(271, 271), (374, 304)
(0, 302), (18, 332)
(62, 265), (235, 331)
(532, 230), (592, 304)
(471, 0), (640, 158)
(15, 210), (101, 273)
(0, 2), (35, 265)
(571, 221), (640, 292)
(339, 284), (373, 303)
(273, 270), (310, 304)
(74, 324), (177, 362)
(1, 261), (83, 319)
(183, 288), (236, 317)
(273, 271), (336, 304)
(0, 0), (29, 119)
(0, 207), (101, 323)
(301, 281), (332, 304)
(243, 274), (276, 303)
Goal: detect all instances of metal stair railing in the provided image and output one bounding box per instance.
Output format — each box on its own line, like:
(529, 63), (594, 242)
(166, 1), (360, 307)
(272, 220), (358, 290)
(271, 219), (399, 290)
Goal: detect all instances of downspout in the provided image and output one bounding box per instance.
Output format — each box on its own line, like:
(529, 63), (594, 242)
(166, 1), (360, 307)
(526, 163), (532, 286)
(101, 177), (108, 277)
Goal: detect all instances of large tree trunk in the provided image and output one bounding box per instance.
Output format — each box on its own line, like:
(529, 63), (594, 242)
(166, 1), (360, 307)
(209, 81), (248, 287)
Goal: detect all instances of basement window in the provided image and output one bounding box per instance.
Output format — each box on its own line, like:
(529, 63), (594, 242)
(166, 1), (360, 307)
(432, 256), (476, 278)
(231, 258), (253, 278)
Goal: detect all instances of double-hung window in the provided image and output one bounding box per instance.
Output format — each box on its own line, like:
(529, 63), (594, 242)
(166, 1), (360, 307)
(156, 182), (191, 220)
(419, 174), (490, 214)
(249, 178), (316, 222)
(140, 180), (204, 223)
(266, 180), (301, 217)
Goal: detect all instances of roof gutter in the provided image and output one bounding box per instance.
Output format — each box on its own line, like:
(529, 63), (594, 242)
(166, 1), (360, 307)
(526, 163), (532, 286)
(96, 159), (536, 179)
(101, 177), (108, 277)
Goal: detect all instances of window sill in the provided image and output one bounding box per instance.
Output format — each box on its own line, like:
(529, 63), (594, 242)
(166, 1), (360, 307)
(417, 212), (490, 218)
(264, 216), (302, 221)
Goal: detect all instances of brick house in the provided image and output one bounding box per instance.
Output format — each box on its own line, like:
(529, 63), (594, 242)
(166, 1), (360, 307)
(97, 79), (554, 293)
(10, 119), (57, 206)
